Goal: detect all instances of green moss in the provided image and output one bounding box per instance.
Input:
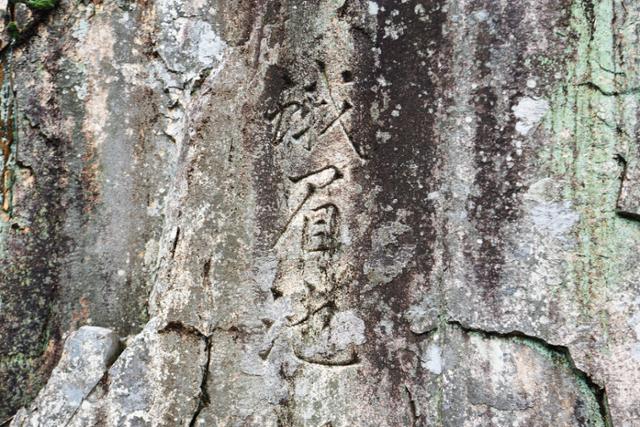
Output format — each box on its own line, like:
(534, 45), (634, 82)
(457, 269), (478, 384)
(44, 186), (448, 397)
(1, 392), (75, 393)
(539, 0), (639, 325)
(4, 0), (58, 38)
(7, 22), (19, 39)
(22, 0), (57, 10)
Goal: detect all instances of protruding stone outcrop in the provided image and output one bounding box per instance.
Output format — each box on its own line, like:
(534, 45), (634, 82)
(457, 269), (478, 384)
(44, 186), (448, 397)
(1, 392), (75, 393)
(11, 326), (121, 426)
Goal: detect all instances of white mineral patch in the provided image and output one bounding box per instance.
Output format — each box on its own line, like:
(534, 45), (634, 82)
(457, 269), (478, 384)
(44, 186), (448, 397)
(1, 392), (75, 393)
(154, 0), (227, 80)
(473, 10), (489, 22)
(329, 311), (366, 350)
(197, 22), (226, 67)
(632, 343), (640, 362)
(368, 1), (379, 15)
(530, 201), (579, 236)
(72, 19), (90, 41)
(376, 130), (391, 144)
(421, 343), (443, 375)
(512, 97), (549, 136)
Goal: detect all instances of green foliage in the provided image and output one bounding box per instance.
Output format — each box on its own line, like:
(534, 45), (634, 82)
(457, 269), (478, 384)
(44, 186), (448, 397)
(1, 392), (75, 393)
(23, 0), (58, 10)
(8, 0), (58, 10)
(4, 0), (58, 39)
(6, 21), (18, 39)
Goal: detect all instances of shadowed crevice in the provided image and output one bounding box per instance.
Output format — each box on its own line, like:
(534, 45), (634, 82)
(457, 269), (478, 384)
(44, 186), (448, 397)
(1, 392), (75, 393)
(447, 320), (612, 426)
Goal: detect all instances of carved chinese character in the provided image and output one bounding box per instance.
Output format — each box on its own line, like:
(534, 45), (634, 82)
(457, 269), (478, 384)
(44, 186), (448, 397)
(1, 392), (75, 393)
(303, 204), (338, 252)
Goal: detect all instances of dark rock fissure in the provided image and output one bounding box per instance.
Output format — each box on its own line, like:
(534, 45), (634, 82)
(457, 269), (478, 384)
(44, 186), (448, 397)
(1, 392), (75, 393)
(447, 320), (612, 426)
(188, 337), (212, 427)
(579, 81), (640, 97)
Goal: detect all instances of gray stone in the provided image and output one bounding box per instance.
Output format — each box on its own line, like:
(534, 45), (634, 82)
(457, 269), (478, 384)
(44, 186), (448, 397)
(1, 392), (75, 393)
(11, 326), (120, 427)
(2, 0), (640, 426)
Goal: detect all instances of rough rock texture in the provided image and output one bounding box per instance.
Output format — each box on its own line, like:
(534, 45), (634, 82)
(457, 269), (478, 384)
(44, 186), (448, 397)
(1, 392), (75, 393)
(11, 326), (121, 426)
(2, 0), (640, 426)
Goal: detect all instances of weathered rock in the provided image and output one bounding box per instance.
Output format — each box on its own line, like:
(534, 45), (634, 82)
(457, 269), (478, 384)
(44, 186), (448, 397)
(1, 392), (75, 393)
(10, 326), (121, 427)
(438, 324), (606, 426)
(67, 318), (207, 427)
(2, 0), (640, 426)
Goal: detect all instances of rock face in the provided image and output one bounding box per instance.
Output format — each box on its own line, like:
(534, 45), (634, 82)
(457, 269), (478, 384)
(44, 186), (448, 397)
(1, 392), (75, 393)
(2, 0), (640, 426)
(11, 326), (121, 426)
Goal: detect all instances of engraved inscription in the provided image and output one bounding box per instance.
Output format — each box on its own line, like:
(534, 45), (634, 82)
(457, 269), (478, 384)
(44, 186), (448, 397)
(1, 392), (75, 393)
(303, 204), (338, 252)
(266, 63), (364, 159)
(266, 59), (366, 369)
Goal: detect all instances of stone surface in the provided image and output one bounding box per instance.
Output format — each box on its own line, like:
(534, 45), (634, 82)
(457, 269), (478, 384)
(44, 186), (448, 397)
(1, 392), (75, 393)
(67, 318), (207, 427)
(10, 326), (120, 426)
(1, 0), (640, 426)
